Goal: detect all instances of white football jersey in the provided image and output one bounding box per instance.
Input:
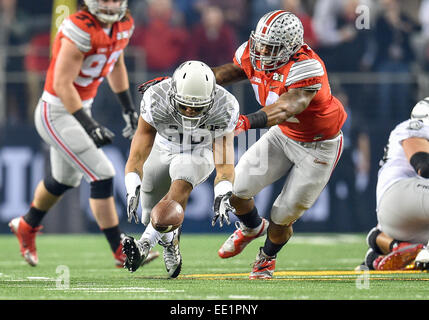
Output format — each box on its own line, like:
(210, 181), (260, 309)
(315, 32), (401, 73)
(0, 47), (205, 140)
(140, 79), (239, 152)
(377, 119), (429, 207)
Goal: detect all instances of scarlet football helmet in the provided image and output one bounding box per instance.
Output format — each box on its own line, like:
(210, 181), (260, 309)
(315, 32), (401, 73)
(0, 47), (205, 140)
(249, 10), (304, 71)
(84, 0), (128, 24)
(169, 61), (216, 129)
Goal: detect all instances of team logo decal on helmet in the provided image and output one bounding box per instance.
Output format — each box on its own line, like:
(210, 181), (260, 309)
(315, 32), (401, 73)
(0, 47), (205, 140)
(84, 0), (128, 24)
(169, 61), (216, 130)
(249, 10), (304, 71)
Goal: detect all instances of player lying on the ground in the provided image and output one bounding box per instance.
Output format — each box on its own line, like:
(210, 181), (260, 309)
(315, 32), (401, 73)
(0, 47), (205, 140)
(121, 61), (239, 278)
(356, 98), (429, 271)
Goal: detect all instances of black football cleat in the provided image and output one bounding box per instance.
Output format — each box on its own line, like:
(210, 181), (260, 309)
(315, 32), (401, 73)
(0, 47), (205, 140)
(121, 235), (151, 273)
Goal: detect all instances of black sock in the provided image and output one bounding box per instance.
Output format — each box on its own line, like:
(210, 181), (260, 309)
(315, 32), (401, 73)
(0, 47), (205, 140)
(365, 249), (381, 270)
(262, 237), (287, 257)
(238, 206), (262, 228)
(23, 206), (47, 228)
(102, 225), (122, 252)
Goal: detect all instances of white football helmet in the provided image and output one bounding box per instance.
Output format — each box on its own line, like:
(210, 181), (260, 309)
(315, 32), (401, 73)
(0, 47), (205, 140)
(84, 0), (128, 24)
(169, 61), (216, 130)
(411, 98), (429, 125)
(249, 10), (304, 71)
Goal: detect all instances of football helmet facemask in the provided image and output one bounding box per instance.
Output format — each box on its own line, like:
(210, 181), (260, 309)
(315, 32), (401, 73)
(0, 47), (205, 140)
(249, 10), (304, 71)
(411, 97), (429, 125)
(84, 0), (128, 24)
(169, 61), (216, 130)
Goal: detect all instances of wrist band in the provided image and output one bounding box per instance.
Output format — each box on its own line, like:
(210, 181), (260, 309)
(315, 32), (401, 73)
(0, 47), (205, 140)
(214, 180), (233, 198)
(117, 89), (135, 113)
(125, 172), (141, 194)
(247, 110), (268, 129)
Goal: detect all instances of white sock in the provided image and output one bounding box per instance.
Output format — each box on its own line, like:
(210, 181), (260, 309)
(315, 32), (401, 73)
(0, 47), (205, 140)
(160, 231), (174, 245)
(140, 222), (162, 248)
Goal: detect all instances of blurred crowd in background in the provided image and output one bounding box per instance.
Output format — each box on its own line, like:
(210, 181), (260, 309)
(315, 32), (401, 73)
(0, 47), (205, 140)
(2, 0), (429, 233)
(2, 0), (429, 125)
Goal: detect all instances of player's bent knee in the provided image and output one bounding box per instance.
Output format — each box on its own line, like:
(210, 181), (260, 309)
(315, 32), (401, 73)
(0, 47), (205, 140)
(90, 178), (113, 199)
(43, 175), (74, 196)
(270, 204), (308, 226)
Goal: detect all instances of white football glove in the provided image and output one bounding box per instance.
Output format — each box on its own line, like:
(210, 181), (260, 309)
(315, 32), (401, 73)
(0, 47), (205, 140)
(125, 172), (142, 224)
(212, 181), (235, 228)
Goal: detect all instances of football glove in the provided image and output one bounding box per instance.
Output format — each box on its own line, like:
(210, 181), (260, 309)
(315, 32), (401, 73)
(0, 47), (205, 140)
(73, 108), (115, 148)
(89, 126), (115, 148)
(212, 191), (235, 228)
(234, 114), (250, 136)
(122, 110), (139, 140)
(126, 185), (141, 224)
(138, 76), (170, 95)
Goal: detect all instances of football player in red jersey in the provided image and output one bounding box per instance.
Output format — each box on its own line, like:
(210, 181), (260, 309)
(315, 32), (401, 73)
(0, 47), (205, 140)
(8, 0), (159, 268)
(211, 10), (348, 279)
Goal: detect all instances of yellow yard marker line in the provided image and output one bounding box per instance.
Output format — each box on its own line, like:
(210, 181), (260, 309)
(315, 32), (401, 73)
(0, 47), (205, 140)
(180, 270), (427, 279)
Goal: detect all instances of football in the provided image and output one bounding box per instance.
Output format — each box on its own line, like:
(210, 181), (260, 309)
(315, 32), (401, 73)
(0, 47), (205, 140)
(150, 199), (184, 233)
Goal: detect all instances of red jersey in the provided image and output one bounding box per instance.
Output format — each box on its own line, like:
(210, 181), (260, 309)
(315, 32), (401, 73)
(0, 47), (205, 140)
(233, 42), (347, 142)
(44, 10), (134, 102)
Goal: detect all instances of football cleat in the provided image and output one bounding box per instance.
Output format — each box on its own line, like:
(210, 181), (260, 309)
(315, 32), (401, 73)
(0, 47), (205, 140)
(114, 235), (160, 268)
(376, 243), (424, 270)
(160, 227), (182, 278)
(218, 218), (268, 259)
(249, 247), (276, 280)
(9, 217), (42, 266)
(121, 236), (151, 273)
(414, 246), (429, 271)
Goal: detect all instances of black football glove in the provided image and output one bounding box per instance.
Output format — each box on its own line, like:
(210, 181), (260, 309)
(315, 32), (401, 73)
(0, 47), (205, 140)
(73, 108), (115, 148)
(88, 125), (115, 148)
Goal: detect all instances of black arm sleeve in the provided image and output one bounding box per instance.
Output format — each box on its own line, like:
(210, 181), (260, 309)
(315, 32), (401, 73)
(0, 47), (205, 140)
(247, 110), (268, 129)
(72, 108), (98, 133)
(410, 151), (429, 178)
(116, 89), (135, 113)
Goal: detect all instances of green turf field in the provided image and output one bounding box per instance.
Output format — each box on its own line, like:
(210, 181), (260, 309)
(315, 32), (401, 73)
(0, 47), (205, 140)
(1, 233), (428, 300)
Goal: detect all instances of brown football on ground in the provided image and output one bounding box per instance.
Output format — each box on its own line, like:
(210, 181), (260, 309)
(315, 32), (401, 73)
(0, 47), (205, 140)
(150, 199), (184, 233)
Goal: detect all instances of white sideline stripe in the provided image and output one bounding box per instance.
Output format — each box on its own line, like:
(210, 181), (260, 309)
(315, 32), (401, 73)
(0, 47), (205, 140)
(46, 287), (185, 293)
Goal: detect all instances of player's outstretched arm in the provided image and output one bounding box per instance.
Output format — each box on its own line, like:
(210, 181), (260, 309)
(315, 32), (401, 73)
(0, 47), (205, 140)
(124, 117), (156, 223)
(212, 132), (235, 227)
(263, 88), (317, 126)
(211, 63), (247, 86)
(235, 88), (316, 135)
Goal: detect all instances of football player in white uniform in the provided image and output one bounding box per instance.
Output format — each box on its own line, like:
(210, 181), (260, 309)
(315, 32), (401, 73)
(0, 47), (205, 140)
(121, 61), (239, 277)
(357, 98), (429, 271)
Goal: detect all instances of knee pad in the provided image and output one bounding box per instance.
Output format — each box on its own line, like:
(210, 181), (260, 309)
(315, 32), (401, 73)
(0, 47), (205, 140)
(366, 227), (383, 254)
(90, 178), (113, 199)
(43, 175), (74, 196)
